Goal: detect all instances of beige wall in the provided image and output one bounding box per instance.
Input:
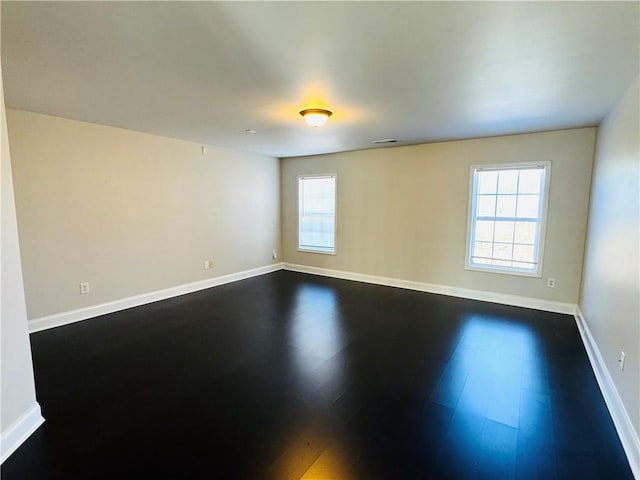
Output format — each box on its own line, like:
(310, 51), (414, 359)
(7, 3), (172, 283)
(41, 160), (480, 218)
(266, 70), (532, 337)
(281, 128), (595, 304)
(0, 13), (40, 454)
(8, 109), (280, 320)
(580, 76), (639, 433)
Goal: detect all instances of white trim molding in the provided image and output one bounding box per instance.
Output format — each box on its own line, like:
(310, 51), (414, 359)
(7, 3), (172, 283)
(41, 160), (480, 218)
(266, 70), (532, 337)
(574, 307), (640, 478)
(465, 161), (552, 278)
(28, 263), (283, 333)
(29, 261), (577, 333)
(1, 403), (44, 464)
(283, 263), (576, 314)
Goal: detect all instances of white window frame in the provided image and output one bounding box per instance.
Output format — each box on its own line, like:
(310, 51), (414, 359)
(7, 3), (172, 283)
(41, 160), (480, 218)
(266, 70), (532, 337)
(465, 161), (551, 277)
(297, 174), (337, 255)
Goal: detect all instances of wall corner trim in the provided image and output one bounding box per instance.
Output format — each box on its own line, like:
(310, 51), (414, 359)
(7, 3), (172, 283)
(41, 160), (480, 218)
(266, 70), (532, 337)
(575, 306), (640, 478)
(1, 403), (45, 464)
(282, 263), (576, 314)
(28, 263), (284, 333)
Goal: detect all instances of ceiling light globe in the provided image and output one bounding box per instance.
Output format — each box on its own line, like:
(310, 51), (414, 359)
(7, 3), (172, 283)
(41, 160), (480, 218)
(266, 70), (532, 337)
(300, 109), (332, 127)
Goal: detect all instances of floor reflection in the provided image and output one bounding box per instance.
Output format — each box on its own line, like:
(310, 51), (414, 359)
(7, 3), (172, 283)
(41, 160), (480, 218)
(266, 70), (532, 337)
(286, 283), (348, 403)
(430, 314), (548, 478)
(299, 446), (354, 480)
(10, 272), (632, 479)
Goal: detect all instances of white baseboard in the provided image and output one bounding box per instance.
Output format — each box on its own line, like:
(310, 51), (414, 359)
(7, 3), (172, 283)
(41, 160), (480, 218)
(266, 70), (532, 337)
(1, 403), (44, 464)
(574, 307), (640, 478)
(283, 263), (576, 315)
(28, 263), (283, 333)
(29, 261), (575, 333)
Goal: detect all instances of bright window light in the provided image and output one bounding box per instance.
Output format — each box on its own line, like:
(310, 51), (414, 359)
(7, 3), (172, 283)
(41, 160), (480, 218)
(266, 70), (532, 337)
(466, 162), (551, 276)
(298, 175), (336, 254)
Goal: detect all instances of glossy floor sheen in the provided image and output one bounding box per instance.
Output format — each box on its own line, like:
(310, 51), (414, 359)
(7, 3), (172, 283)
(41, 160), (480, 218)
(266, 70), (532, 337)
(2, 271), (633, 479)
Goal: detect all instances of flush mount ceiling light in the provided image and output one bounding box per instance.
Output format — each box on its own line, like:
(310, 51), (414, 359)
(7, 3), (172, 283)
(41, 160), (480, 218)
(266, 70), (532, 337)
(300, 108), (333, 127)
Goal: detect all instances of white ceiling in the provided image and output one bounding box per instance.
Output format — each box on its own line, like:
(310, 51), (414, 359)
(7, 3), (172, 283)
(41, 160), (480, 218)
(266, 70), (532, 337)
(2, 2), (638, 158)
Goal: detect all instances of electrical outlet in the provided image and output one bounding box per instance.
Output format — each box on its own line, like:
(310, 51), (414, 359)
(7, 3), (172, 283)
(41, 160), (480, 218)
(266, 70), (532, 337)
(80, 282), (90, 294)
(547, 278), (556, 288)
(619, 351), (625, 371)
(272, 250), (277, 260)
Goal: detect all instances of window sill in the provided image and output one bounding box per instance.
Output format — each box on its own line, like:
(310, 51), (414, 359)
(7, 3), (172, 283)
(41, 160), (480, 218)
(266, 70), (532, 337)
(465, 264), (542, 278)
(297, 248), (337, 256)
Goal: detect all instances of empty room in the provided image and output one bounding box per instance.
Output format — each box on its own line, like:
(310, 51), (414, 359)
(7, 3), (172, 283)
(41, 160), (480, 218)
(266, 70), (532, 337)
(1, 2), (638, 479)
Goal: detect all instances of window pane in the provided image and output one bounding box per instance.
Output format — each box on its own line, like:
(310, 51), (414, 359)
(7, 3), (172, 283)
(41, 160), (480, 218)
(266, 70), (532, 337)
(475, 221), (494, 242)
(498, 170), (518, 193)
(513, 244), (535, 263)
(473, 241), (493, 260)
(514, 222), (536, 244)
(299, 176), (336, 253)
(478, 171), (498, 194)
(477, 195), (496, 216)
(492, 259), (512, 267)
(518, 169), (543, 194)
(493, 243), (513, 260)
(516, 194), (539, 218)
(301, 178), (335, 214)
(468, 163), (548, 275)
(496, 195), (516, 217)
(494, 221), (514, 243)
(299, 215), (335, 250)
(474, 257), (491, 265)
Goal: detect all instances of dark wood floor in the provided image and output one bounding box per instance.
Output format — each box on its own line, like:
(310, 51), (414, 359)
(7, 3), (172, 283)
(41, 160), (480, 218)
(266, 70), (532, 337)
(2, 271), (632, 479)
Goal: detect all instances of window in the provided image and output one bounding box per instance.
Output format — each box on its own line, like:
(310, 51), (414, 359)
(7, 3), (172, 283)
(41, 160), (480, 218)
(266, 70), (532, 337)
(466, 162), (551, 276)
(298, 174), (336, 254)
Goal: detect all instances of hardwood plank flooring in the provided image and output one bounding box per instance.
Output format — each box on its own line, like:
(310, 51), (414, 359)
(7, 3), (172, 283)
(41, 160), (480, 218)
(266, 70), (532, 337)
(1, 271), (633, 479)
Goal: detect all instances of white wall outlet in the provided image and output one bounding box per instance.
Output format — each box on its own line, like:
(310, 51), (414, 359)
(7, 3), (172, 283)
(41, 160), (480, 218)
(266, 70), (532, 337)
(204, 260), (213, 269)
(201, 146), (208, 156)
(547, 278), (556, 288)
(619, 351), (625, 371)
(272, 250), (277, 260)
(80, 282), (90, 294)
